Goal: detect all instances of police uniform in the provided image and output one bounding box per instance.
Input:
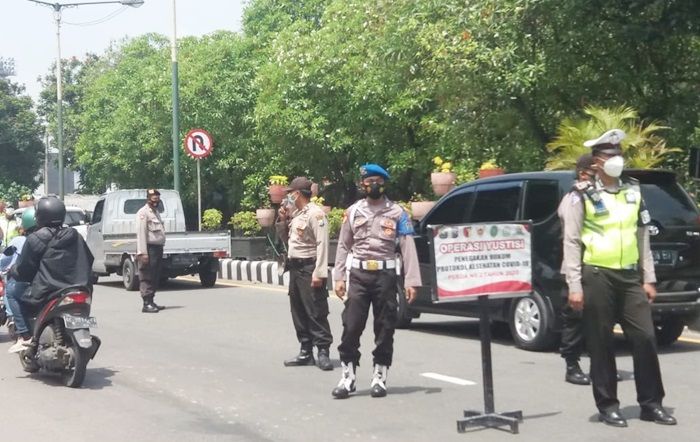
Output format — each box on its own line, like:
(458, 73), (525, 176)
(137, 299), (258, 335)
(276, 177), (333, 371)
(331, 164), (422, 399)
(136, 189), (166, 313)
(561, 129), (675, 426)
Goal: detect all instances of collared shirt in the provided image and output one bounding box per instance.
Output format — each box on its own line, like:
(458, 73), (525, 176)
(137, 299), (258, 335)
(275, 202), (329, 280)
(332, 197), (422, 288)
(136, 204), (166, 254)
(559, 180), (655, 294)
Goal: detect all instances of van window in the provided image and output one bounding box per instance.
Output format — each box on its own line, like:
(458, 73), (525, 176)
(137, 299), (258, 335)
(124, 199), (165, 214)
(470, 184), (522, 222)
(92, 200), (104, 224)
(64, 210), (86, 226)
(425, 190), (475, 225)
(523, 180), (560, 223)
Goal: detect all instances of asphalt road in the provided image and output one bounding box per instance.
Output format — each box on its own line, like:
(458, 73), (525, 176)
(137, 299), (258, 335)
(2, 277), (699, 441)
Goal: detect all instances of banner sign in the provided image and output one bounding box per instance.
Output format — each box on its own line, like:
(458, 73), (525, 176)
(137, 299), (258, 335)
(430, 223), (532, 303)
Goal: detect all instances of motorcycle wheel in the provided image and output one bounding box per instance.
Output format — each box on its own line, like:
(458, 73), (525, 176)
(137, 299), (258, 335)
(19, 351), (39, 373)
(63, 344), (89, 388)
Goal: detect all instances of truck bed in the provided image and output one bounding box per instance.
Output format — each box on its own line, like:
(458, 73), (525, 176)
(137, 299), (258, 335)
(103, 231), (231, 256)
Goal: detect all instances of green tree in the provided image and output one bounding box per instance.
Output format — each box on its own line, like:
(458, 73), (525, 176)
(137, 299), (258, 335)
(0, 78), (44, 195)
(546, 106), (681, 170)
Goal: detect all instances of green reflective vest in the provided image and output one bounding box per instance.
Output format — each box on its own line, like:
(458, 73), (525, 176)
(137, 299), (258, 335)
(581, 183), (641, 269)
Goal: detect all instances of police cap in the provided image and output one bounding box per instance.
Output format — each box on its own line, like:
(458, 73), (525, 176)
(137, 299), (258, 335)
(583, 129), (625, 155)
(359, 163), (390, 181)
(285, 177), (313, 193)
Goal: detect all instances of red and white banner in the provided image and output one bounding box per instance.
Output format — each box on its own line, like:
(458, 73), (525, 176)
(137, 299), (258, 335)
(431, 223), (532, 302)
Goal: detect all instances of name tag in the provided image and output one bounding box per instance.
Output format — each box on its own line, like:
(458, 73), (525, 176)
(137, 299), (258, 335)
(625, 191), (637, 204)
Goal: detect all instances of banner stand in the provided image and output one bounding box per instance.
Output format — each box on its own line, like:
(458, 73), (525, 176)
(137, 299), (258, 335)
(457, 295), (523, 434)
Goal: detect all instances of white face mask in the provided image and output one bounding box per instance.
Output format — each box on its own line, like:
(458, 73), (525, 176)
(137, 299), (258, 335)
(286, 193), (298, 206)
(603, 155), (624, 177)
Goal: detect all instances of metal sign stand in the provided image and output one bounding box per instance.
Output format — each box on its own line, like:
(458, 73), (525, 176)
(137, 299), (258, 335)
(196, 159), (202, 231)
(457, 295), (523, 434)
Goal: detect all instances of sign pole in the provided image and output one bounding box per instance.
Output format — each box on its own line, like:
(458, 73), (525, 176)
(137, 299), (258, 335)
(197, 159), (202, 232)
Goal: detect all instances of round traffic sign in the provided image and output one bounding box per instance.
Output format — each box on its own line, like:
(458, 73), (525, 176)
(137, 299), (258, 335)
(184, 128), (213, 159)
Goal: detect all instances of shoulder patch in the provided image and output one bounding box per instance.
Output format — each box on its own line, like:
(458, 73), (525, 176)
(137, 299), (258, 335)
(397, 211), (414, 236)
(570, 192), (581, 205)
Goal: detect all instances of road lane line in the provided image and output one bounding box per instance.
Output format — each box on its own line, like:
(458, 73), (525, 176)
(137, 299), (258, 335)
(421, 372), (476, 386)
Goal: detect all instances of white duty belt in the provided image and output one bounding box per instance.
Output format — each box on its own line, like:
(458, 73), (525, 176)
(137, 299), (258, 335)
(351, 258), (396, 271)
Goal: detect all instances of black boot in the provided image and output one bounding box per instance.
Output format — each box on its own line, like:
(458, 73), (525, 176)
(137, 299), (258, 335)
(142, 297), (159, 313)
(151, 299), (165, 310)
(565, 361), (591, 385)
(284, 348), (315, 367)
(317, 348), (333, 371)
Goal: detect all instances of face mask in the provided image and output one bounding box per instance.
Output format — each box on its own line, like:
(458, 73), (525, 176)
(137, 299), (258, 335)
(148, 200), (158, 208)
(286, 193), (298, 205)
(365, 182), (385, 199)
(602, 155), (624, 178)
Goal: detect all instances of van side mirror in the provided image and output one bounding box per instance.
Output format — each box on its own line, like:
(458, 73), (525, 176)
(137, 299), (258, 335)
(689, 147), (700, 179)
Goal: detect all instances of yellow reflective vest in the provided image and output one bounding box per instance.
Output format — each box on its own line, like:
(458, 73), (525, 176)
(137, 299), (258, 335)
(581, 182), (642, 269)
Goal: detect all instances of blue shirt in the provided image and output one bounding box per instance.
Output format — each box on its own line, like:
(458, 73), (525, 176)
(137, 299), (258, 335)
(0, 236), (26, 271)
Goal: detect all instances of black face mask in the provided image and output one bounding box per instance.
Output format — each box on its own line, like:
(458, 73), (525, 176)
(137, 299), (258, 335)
(365, 182), (385, 199)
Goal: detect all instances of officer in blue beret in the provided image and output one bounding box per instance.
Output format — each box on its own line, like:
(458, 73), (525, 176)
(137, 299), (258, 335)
(331, 163), (422, 399)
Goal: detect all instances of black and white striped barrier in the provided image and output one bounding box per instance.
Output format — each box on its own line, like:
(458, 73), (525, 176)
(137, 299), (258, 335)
(217, 259), (338, 289)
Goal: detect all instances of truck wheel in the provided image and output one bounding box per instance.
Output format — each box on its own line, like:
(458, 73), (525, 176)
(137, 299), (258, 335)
(508, 292), (557, 351)
(199, 269), (217, 288)
(122, 258), (139, 291)
(395, 278), (413, 329)
(654, 318), (685, 346)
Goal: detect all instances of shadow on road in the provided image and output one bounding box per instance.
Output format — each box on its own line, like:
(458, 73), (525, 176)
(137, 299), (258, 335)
(353, 385), (443, 397)
(19, 366), (117, 390)
(587, 404), (677, 423)
(405, 319), (517, 348)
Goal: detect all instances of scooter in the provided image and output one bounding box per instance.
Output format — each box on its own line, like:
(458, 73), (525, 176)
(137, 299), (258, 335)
(19, 286), (101, 388)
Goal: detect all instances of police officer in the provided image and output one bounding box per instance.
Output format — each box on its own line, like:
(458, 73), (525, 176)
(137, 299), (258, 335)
(136, 189), (166, 313)
(276, 177), (333, 371)
(557, 154), (595, 385)
(331, 164), (421, 399)
(561, 129), (676, 427)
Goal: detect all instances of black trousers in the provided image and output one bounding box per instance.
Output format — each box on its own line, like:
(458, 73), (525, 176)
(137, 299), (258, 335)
(560, 302), (585, 364)
(138, 244), (163, 300)
(338, 268), (397, 367)
(288, 261), (332, 350)
(582, 265), (665, 412)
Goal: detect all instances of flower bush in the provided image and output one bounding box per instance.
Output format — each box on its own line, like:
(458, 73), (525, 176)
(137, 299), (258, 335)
(20, 194), (33, 201)
(479, 159), (500, 170)
(432, 156), (453, 173)
(228, 211), (262, 237)
(326, 207), (345, 239)
(311, 195), (325, 205)
(202, 208), (223, 231)
(268, 175), (288, 186)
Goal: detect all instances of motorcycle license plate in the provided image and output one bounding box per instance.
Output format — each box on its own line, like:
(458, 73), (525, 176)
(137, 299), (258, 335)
(62, 315), (97, 329)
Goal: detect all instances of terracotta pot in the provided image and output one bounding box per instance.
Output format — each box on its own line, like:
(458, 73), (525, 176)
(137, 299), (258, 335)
(311, 183), (319, 197)
(268, 184), (287, 204)
(431, 172), (456, 196)
(18, 200), (34, 208)
(478, 168), (505, 179)
(256, 208), (276, 227)
(410, 201), (436, 221)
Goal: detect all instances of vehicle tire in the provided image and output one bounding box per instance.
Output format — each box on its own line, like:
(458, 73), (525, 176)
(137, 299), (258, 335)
(122, 258), (139, 291)
(90, 272), (99, 285)
(395, 278), (413, 329)
(654, 318), (685, 347)
(19, 352), (39, 373)
(199, 269), (217, 288)
(508, 292), (557, 351)
(62, 344), (89, 388)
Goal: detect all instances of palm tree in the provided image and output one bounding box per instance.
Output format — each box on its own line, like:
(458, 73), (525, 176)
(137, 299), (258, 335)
(545, 106), (680, 170)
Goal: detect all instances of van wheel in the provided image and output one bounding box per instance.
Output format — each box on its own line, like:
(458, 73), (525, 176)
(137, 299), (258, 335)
(654, 318), (685, 346)
(122, 258), (139, 291)
(508, 292), (557, 351)
(395, 279), (413, 329)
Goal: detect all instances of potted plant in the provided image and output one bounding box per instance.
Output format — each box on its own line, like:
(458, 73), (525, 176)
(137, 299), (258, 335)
(479, 159), (505, 178)
(311, 195), (331, 214)
(256, 202), (276, 227)
(201, 208), (223, 231)
(431, 156), (456, 196)
(18, 194), (34, 208)
(409, 194), (435, 221)
(326, 207), (345, 265)
(268, 175), (288, 204)
(228, 211), (270, 260)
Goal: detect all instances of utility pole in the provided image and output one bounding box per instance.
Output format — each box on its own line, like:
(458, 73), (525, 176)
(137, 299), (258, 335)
(171, 0), (181, 194)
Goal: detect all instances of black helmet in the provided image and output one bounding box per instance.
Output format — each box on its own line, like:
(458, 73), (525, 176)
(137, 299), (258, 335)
(35, 195), (66, 228)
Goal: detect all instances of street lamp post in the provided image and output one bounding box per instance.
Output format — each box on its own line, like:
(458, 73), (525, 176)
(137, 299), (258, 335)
(28, 0), (144, 200)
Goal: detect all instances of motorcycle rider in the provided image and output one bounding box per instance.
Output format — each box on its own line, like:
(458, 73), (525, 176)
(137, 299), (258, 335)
(9, 196), (94, 352)
(1, 209), (37, 352)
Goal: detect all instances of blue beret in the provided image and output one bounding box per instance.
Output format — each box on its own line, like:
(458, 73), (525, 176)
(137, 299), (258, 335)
(360, 163), (390, 180)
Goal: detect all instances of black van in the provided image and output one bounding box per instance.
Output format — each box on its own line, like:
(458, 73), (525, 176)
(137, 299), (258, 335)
(398, 170), (700, 351)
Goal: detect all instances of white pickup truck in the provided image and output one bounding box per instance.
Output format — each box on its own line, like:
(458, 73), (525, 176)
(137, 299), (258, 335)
(86, 189), (230, 290)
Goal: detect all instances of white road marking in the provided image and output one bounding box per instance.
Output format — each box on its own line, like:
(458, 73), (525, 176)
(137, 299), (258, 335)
(421, 372), (476, 386)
